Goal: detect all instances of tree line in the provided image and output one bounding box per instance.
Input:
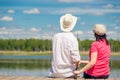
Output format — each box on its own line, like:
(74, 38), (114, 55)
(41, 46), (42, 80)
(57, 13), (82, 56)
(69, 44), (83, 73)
(0, 39), (120, 52)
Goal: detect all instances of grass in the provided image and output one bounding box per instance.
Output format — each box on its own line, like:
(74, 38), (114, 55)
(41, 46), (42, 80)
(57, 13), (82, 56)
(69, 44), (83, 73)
(0, 50), (51, 56)
(0, 50), (120, 56)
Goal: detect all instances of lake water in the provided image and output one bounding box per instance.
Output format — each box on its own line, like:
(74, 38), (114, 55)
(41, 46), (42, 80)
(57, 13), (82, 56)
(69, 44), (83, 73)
(0, 55), (120, 78)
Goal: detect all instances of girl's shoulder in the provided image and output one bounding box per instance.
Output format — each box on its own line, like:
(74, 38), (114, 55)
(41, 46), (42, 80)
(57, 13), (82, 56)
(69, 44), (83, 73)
(91, 41), (99, 47)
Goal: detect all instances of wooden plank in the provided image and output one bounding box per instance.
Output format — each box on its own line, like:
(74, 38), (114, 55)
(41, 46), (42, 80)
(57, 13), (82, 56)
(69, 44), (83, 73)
(0, 76), (119, 80)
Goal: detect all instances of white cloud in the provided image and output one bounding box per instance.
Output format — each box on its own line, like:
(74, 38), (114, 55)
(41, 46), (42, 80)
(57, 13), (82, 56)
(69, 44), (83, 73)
(74, 30), (83, 35)
(52, 8), (80, 14)
(0, 16), (13, 21)
(0, 27), (52, 39)
(0, 27), (119, 40)
(0, 28), (22, 35)
(30, 27), (39, 32)
(46, 24), (59, 31)
(114, 26), (120, 30)
(107, 31), (120, 40)
(58, 0), (94, 3)
(107, 31), (116, 35)
(86, 31), (93, 35)
(8, 9), (15, 13)
(41, 35), (52, 39)
(74, 30), (95, 40)
(51, 8), (120, 15)
(109, 23), (116, 27)
(0, 31), (9, 35)
(23, 8), (40, 14)
(0, 27), (6, 30)
(91, 12), (104, 16)
(103, 4), (114, 8)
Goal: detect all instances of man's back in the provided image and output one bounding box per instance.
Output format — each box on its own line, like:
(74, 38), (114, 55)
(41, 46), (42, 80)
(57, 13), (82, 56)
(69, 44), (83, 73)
(51, 32), (80, 77)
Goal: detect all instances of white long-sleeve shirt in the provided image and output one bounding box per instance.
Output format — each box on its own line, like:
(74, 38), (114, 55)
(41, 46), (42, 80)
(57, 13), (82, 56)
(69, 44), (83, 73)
(50, 32), (80, 78)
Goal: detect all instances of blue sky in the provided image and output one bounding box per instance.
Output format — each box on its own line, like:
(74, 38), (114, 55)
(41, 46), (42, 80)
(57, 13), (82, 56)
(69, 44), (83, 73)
(0, 0), (120, 40)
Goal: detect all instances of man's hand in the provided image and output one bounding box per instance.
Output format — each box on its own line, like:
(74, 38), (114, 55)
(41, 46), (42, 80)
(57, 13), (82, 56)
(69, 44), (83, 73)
(74, 61), (79, 70)
(74, 70), (80, 75)
(74, 69), (83, 75)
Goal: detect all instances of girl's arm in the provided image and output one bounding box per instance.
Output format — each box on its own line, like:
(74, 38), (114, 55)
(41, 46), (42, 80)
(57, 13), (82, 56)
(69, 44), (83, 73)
(74, 52), (97, 74)
(80, 60), (89, 64)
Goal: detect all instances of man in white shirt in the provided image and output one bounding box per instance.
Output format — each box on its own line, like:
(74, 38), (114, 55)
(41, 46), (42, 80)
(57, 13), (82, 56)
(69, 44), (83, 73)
(50, 14), (80, 78)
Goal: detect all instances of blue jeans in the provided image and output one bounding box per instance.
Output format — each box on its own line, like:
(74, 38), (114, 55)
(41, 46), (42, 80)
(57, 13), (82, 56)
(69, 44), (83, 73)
(83, 72), (109, 79)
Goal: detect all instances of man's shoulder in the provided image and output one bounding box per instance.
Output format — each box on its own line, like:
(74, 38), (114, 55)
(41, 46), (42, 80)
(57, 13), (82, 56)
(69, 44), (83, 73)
(52, 33), (62, 39)
(53, 32), (77, 40)
(54, 32), (70, 37)
(54, 33), (62, 37)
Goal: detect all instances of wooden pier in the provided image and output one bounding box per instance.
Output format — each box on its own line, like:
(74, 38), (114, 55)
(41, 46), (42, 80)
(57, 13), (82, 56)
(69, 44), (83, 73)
(0, 76), (119, 80)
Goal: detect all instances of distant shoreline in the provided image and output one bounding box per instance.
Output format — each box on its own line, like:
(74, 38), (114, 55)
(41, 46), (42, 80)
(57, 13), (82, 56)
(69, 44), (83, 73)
(0, 50), (51, 56)
(0, 50), (120, 56)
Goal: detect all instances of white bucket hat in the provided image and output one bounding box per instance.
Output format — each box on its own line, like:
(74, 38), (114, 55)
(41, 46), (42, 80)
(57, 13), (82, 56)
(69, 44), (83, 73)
(93, 24), (106, 35)
(60, 14), (77, 32)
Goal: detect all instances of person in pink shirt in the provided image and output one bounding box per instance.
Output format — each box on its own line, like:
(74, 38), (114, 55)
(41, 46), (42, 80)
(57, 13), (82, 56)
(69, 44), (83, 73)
(74, 24), (111, 79)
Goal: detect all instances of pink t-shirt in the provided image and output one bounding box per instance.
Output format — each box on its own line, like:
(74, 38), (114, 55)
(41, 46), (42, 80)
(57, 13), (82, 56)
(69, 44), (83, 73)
(86, 39), (111, 76)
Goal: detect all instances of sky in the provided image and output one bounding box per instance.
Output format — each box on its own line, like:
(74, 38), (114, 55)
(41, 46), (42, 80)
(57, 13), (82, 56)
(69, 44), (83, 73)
(0, 0), (120, 40)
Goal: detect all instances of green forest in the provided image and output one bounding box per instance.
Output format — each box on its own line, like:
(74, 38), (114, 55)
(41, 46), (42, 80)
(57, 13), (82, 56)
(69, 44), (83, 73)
(0, 39), (120, 52)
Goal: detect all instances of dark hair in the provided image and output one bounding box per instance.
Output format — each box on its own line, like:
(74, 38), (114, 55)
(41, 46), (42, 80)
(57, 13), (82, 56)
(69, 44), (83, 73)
(94, 33), (109, 45)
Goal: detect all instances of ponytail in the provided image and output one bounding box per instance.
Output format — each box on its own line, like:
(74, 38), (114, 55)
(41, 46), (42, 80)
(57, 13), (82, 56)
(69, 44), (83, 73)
(94, 33), (109, 45)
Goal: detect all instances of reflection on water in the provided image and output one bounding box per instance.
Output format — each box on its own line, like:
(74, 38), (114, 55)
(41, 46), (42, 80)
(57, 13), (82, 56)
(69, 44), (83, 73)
(0, 68), (50, 76)
(0, 59), (51, 69)
(0, 58), (51, 77)
(0, 55), (120, 78)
